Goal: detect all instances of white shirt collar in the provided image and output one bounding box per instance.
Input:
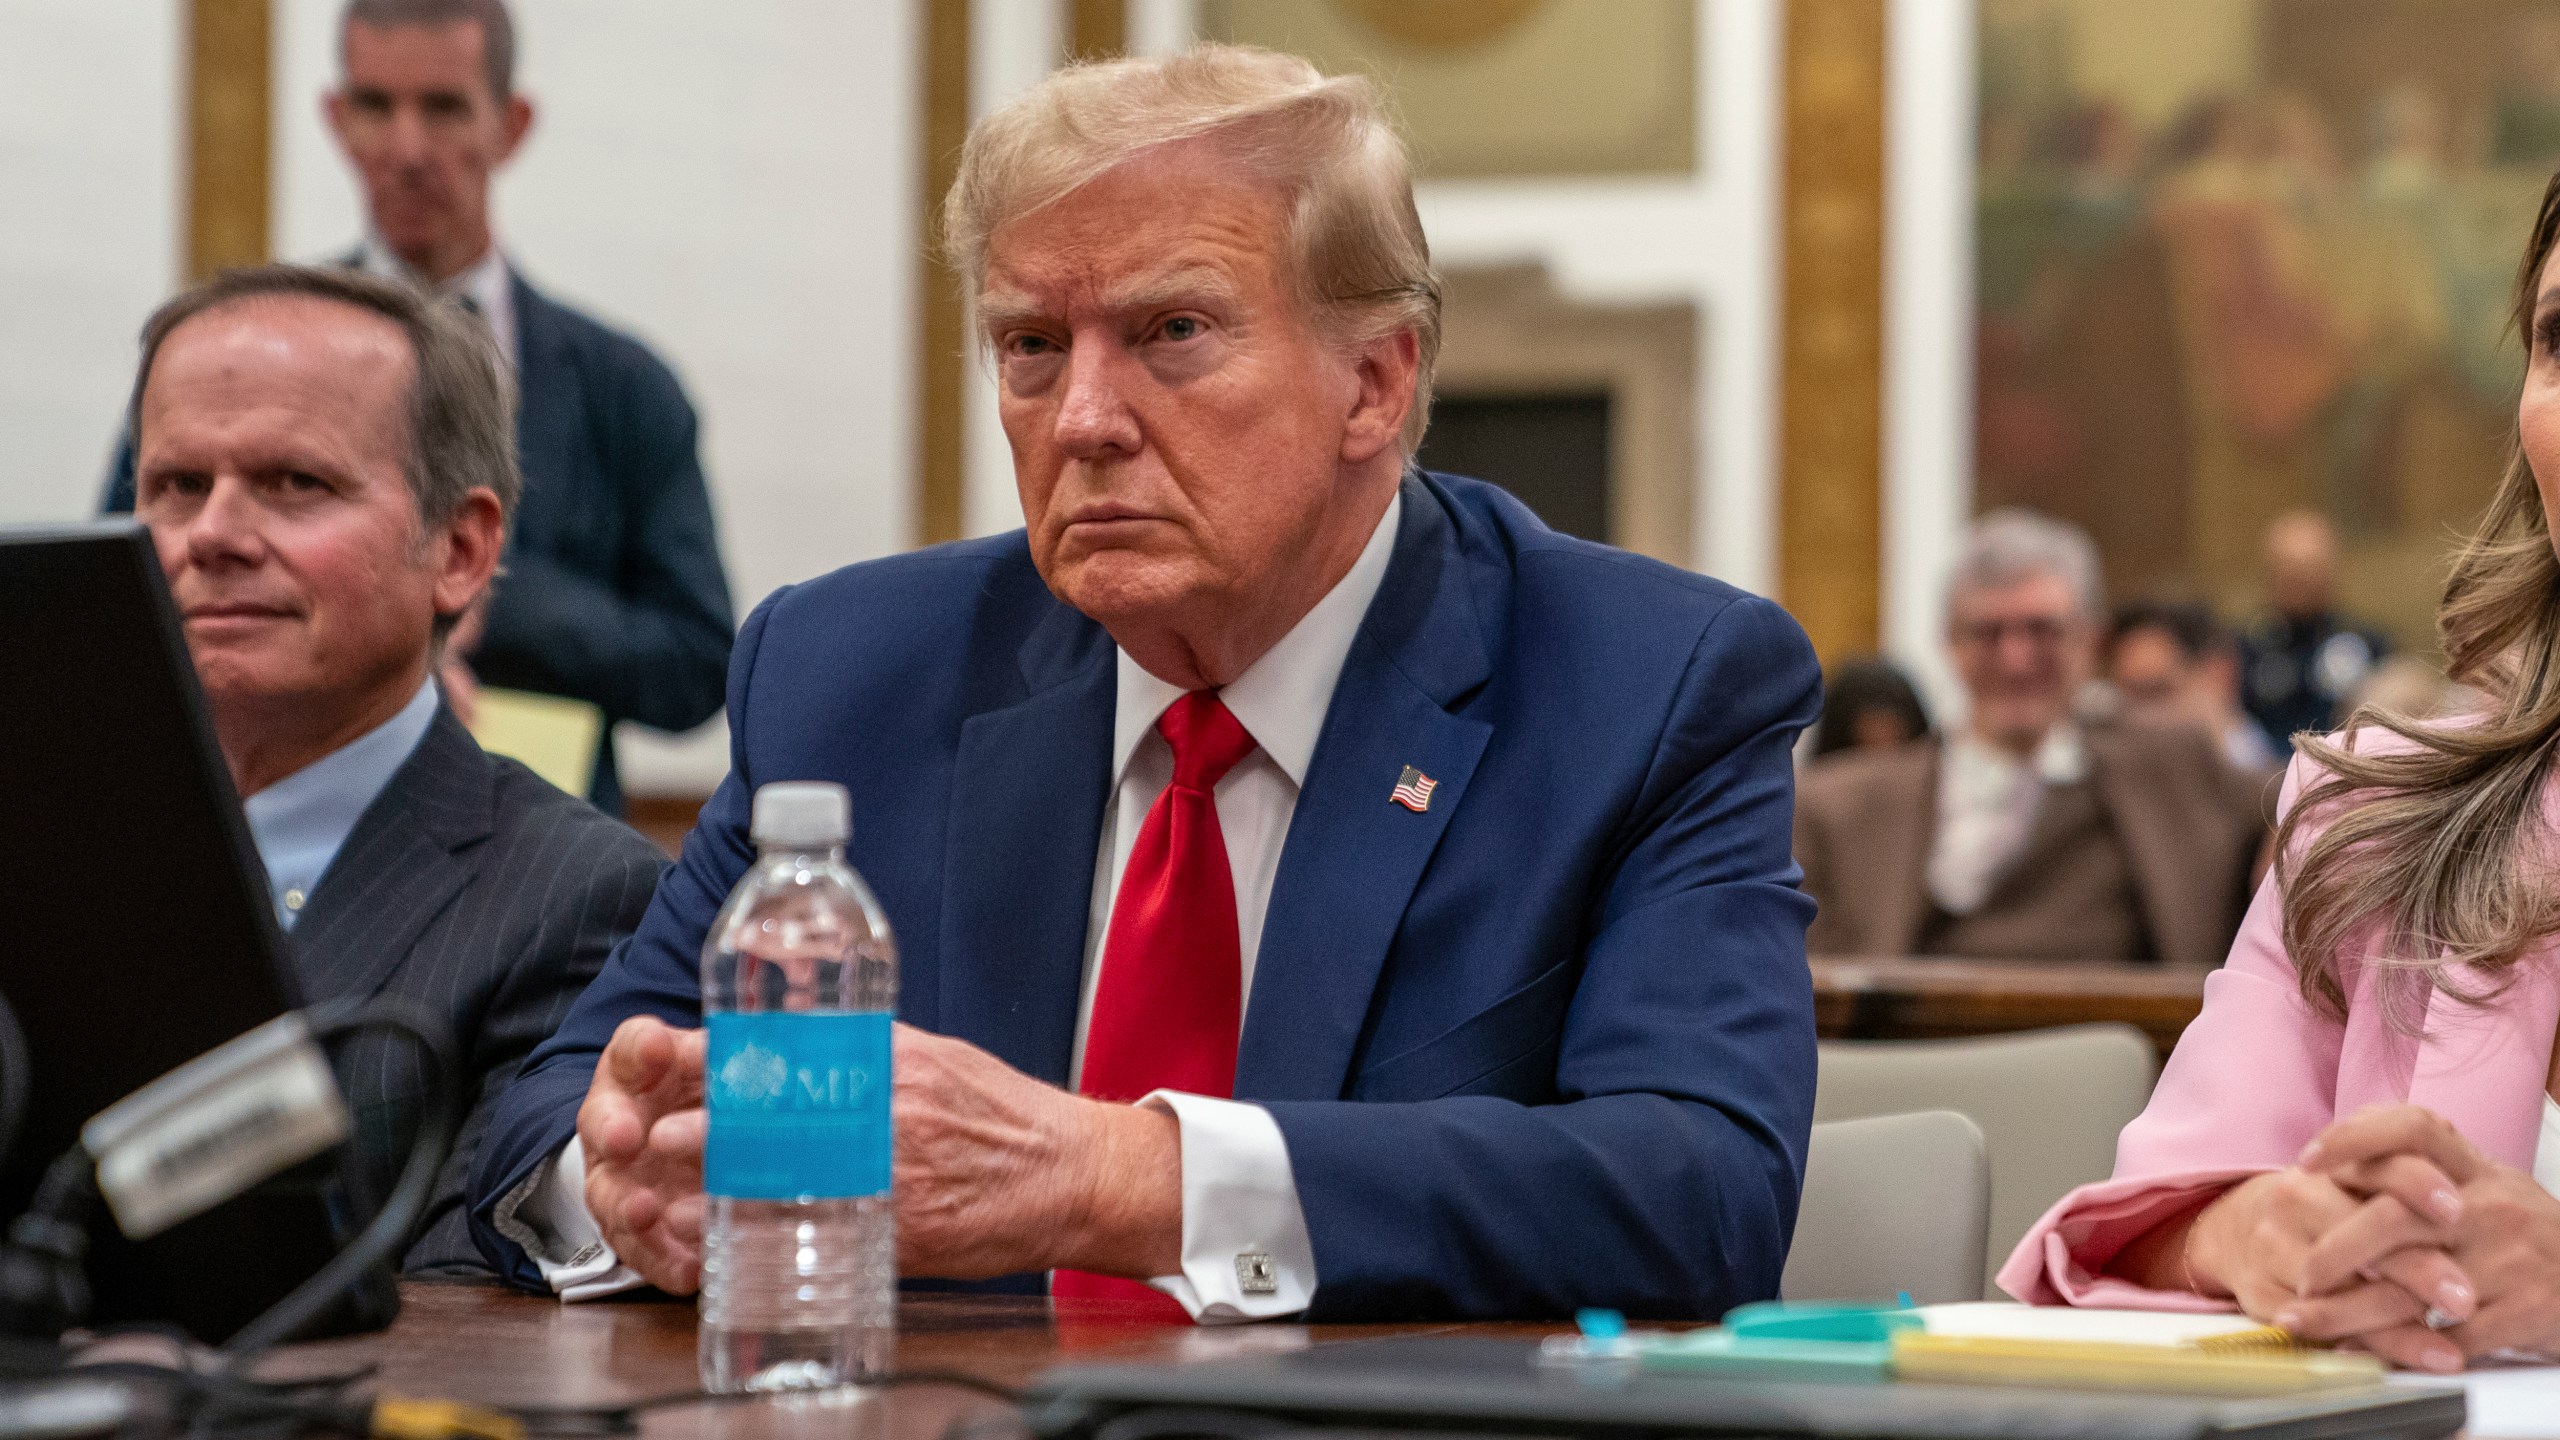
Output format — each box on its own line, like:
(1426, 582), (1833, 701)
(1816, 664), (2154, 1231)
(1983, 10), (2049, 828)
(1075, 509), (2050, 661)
(356, 236), (516, 371)
(1110, 494), (1403, 789)
(1946, 720), (2089, 788)
(241, 677), (440, 928)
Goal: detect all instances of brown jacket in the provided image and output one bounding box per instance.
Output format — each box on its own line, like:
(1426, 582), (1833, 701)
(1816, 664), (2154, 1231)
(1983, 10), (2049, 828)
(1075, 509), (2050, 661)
(1794, 724), (2274, 969)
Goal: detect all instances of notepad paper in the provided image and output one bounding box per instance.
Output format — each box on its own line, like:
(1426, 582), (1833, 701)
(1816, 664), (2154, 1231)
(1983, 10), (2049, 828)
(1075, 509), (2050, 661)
(1915, 1302), (2279, 1347)
(2391, 1364), (2560, 1439)
(466, 686), (605, 796)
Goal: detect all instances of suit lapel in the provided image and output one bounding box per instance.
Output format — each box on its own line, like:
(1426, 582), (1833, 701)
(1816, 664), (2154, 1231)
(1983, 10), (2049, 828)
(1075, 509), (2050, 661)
(508, 272), (567, 466)
(934, 603), (1117, 1087)
(288, 707), (493, 1005)
(1969, 768), (2097, 915)
(1236, 478), (1494, 1101)
(2088, 730), (2211, 968)
(1873, 745), (1937, 954)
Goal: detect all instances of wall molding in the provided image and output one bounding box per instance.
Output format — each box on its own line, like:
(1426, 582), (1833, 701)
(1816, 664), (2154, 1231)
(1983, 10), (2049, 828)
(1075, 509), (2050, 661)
(915, 0), (972, 546)
(187, 0), (271, 282)
(1070, 0), (1126, 58)
(1778, 0), (1886, 661)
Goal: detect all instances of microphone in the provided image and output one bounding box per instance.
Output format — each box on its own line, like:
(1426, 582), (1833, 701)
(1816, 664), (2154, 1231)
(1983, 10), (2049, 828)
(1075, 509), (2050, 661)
(0, 999), (457, 1349)
(80, 1014), (351, 1246)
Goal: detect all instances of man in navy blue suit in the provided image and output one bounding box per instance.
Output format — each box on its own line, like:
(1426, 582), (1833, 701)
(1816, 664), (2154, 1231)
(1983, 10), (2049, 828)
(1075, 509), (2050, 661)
(470, 45), (1821, 1323)
(107, 0), (733, 812)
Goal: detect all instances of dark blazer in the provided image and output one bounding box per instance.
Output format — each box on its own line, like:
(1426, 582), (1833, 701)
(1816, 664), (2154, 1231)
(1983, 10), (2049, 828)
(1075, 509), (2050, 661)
(1794, 725), (2273, 969)
(300, 702), (666, 1272)
(106, 265), (736, 811)
(470, 471), (1824, 1321)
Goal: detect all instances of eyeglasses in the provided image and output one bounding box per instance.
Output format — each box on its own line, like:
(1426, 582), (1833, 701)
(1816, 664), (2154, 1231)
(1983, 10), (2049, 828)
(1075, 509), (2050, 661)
(1951, 616), (2081, 649)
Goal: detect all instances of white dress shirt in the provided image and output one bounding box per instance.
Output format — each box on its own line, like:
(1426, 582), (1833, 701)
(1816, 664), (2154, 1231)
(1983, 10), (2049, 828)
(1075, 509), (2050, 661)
(1926, 723), (2087, 916)
(357, 237), (517, 373)
(241, 678), (439, 930)
(499, 498), (1405, 1320)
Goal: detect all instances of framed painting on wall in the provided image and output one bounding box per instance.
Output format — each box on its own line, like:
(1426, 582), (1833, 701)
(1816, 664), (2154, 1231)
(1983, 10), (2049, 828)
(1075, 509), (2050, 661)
(1974, 0), (2560, 652)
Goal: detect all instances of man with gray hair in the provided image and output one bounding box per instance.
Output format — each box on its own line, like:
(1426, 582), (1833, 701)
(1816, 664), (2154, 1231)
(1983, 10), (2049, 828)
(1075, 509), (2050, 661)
(127, 263), (666, 1269)
(473, 44), (1822, 1328)
(1796, 508), (2268, 968)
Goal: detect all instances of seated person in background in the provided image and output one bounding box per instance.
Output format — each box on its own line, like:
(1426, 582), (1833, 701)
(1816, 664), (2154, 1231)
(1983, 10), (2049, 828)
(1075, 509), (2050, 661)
(1796, 510), (2267, 968)
(129, 264), (667, 1270)
(2108, 599), (2280, 774)
(1808, 655), (1932, 759)
(2001, 168), (2560, 1375)
(2238, 510), (2391, 757)
(467, 44), (1823, 1323)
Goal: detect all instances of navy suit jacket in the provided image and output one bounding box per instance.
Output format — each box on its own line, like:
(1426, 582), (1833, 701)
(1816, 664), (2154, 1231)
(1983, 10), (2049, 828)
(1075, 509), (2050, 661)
(106, 266), (735, 811)
(469, 472), (1822, 1320)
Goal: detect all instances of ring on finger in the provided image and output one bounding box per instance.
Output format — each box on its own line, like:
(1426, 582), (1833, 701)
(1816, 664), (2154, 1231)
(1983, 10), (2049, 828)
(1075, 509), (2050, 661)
(2424, 1307), (2457, 1331)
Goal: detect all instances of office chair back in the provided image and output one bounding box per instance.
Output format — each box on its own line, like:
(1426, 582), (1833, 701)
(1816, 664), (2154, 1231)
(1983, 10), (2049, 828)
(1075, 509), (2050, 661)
(1782, 1109), (1989, 1304)
(1814, 1022), (2159, 1297)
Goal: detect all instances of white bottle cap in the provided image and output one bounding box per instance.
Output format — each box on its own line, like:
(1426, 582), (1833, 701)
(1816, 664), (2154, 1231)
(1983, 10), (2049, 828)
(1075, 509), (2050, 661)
(750, 781), (850, 848)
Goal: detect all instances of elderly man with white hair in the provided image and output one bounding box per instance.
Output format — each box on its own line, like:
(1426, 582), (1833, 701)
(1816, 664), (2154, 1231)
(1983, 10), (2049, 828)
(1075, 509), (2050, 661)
(1796, 509), (2269, 969)
(470, 46), (1823, 1324)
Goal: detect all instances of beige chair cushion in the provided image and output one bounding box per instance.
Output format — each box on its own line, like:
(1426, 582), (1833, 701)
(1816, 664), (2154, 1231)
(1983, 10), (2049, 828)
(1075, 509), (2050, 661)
(1815, 1023), (2159, 1297)
(1783, 1109), (1990, 1304)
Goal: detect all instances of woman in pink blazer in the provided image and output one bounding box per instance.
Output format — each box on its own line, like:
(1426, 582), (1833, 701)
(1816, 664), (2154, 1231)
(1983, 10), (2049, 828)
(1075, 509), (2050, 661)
(1999, 171), (2560, 1374)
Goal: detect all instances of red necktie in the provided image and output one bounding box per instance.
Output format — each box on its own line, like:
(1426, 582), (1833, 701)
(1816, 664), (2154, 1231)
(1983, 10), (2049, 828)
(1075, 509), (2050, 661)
(1053, 691), (1258, 1317)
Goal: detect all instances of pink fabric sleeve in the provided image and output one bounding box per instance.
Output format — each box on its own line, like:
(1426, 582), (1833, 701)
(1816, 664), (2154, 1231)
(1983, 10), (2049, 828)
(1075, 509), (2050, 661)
(1996, 754), (2348, 1306)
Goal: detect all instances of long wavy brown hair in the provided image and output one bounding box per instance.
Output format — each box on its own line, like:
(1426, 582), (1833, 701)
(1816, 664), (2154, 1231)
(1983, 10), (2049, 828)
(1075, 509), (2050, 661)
(2278, 167), (2560, 1020)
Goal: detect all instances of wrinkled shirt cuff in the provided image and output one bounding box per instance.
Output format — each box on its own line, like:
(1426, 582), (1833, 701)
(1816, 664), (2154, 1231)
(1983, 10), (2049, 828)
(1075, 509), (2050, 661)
(1138, 1091), (1317, 1322)
(491, 1134), (649, 1302)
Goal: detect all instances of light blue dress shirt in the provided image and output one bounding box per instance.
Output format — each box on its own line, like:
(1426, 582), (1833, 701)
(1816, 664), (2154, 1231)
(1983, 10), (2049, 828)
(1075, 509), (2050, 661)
(241, 679), (440, 931)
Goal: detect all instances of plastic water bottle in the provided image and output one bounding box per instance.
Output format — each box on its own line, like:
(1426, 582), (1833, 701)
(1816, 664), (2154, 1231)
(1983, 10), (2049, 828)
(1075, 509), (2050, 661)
(698, 781), (897, 1392)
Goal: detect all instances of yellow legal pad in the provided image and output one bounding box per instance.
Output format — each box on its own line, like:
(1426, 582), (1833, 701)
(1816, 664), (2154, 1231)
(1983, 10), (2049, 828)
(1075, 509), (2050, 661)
(1891, 1330), (2388, 1396)
(465, 686), (604, 797)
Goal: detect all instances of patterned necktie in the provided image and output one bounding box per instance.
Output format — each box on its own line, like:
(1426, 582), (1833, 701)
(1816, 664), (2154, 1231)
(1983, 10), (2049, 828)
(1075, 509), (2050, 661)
(1053, 691), (1259, 1316)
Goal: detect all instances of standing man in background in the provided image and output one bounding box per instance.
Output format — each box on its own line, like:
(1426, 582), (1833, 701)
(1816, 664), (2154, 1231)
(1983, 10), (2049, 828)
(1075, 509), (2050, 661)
(108, 0), (734, 813)
(2238, 510), (2391, 755)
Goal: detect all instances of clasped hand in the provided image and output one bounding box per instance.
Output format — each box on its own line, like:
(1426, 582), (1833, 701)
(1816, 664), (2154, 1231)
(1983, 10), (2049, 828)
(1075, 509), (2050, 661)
(2188, 1104), (2560, 1371)
(575, 1015), (1181, 1295)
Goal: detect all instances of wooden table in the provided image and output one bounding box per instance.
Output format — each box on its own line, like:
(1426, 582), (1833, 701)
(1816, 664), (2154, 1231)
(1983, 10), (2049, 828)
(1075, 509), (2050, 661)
(276, 1281), (1567, 1440)
(1810, 956), (2213, 1057)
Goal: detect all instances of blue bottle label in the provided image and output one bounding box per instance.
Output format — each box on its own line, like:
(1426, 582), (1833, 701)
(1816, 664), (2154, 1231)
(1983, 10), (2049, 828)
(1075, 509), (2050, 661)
(703, 1011), (892, 1200)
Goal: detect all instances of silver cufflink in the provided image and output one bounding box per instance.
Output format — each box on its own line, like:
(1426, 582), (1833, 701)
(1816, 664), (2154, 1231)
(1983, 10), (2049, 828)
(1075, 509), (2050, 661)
(1235, 1251), (1277, 1295)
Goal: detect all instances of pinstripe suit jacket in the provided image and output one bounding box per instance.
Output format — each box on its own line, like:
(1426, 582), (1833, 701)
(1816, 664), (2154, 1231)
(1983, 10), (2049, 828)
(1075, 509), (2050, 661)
(292, 704), (665, 1273)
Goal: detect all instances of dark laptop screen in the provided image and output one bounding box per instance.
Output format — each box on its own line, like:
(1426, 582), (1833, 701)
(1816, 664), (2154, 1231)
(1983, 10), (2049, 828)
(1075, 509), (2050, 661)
(0, 523), (382, 1341)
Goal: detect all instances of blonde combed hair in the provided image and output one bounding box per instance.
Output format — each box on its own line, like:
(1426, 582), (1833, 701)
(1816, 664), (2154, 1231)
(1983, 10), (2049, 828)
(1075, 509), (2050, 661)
(2278, 167), (2560, 1020)
(942, 43), (1444, 453)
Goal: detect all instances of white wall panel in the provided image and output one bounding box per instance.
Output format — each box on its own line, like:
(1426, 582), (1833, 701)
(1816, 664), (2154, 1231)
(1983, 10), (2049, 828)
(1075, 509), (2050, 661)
(1885, 0), (1975, 725)
(0, 2), (180, 524)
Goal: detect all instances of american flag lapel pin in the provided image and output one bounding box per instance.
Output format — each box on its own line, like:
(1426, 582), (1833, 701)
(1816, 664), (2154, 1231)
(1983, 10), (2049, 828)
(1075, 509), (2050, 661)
(1390, 764), (1438, 813)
